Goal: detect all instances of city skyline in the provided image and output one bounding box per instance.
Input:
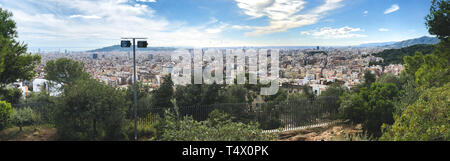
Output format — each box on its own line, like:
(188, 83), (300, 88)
(0, 0), (432, 50)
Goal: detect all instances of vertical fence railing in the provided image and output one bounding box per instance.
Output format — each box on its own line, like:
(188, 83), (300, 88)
(12, 96), (339, 132)
(134, 96), (340, 132)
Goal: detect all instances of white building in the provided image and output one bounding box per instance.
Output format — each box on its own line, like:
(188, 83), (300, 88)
(32, 79), (62, 96)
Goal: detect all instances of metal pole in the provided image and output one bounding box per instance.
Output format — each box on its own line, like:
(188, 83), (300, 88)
(133, 38), (138, 141)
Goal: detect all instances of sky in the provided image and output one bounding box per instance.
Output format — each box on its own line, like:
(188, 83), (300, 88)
(0, 0), (433, 51)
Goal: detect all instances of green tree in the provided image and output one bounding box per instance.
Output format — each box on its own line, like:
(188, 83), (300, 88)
(44, 58), (90, 85)
(415, 54), (449, 88)
(0, 8), (17, 39)
(10, 107), (34, 131)
(339, 83), (399, 137)
(54, 78), (129, 140)
(380, 83), (449, 141)
(0, 88), (21, 104)
(363, 70), (376, 87)
(263, 88), (287, 103)
(221, 85), (247, 103)
(0, 100), (12, 130)
(150, 75), (174, 117)
(0, 9), (41, 88)
(319, 83), (348, 112)
(377, 73), (401, 89)
(174, 84), (202, 107)
(425, 0), (449, 40)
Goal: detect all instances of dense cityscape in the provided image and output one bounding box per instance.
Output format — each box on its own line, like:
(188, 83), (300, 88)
(22, 46), (403, 98)
(0, 0), (448, 146)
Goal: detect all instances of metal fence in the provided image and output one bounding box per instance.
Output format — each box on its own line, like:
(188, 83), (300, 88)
(12, 96), (340, 132)
(134, 96), (340, 131)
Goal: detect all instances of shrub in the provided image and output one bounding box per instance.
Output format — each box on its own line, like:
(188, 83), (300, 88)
(125, 116), (159, 141)
(0, 88), (22, 104)
(11, 107), (34, 131)
(158, 109), (275, 141)
(0, 101), (12, 130)
(54, 78), (129, 141)
(338, 83), (398, 137)
(380, 83), (449, 141)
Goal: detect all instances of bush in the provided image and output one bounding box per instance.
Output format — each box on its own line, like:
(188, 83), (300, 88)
(125, 116), (159, 141)
(0, 101), (12, 130)
(380, 83), (449, 141)
(11, 107), (34, 131)
(0, 88), (22, 104)
(54, 78), (129, 141)
(158, 109), (275, 141)
(339, 83), (398, 137)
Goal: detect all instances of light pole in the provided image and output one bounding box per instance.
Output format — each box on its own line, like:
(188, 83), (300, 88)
(121, 37), (148, 141)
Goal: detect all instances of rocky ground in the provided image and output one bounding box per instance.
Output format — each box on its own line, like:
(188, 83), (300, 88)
(278, 123), (365, 141)
(0, 126), (57, 141)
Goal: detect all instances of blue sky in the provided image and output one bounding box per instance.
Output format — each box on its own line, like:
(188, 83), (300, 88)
(0, 0), (433, 51)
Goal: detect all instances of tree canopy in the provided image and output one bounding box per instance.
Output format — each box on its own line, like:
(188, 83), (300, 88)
(0, 8), (40, 103)
(380, 83), (449, 141)
(425, 0), (450, 40)
(44, 58), (90, 85)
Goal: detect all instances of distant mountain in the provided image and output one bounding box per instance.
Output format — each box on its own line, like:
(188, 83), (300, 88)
(383, 36), (440, 48)
(372, 44), (436, 66)
(87, 45), (177, 52)
(358, 41), (397, 47)
(359, 36), (440, 48)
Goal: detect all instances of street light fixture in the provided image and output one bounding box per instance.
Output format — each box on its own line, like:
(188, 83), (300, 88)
(120, 37), (148, 141)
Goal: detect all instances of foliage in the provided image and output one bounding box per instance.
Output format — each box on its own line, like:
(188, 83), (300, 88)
(254, 102), (283, 130)
(0, 36), (41, 87)
(126, 82), (152, 118)
(263, 88), (288, 103)
(425, 0), (450, 40)
(377, 73), (401, 89)
(414, 54), (449, 88)
(0, 88), (21, 104)
(392, 72), (420, 115)
(175, 83), (223, 107)
(403, 52), (449, 89)
(0, 100), (12, 130)
(380, 83), (449, 141)
(54, 78), (129, 140)
(221, 85), (248, 103)
(158, 109), (275, 141)
(44, 58), (90, 85)
(10, 107), (34, 131)
(151, 75), (174, 110)
(0, 8), (18, 39)
(363, 70), (376, 87)
(339, 83), (398, 137)
(125, 117), (158, 141)
(319, 83), (348, 112)
(0, 8), (41, 87)
(372, 44), (435, 66)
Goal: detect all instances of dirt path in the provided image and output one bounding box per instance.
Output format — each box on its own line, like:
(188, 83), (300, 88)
(0, 126), (57, 141)
(278, 123), (364, 141)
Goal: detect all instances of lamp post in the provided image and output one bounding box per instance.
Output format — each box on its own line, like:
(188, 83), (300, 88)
(121, 37), (148, 141)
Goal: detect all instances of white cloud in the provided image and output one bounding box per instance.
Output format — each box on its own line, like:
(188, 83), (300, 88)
(234, 0), (344, 36)
(384, 4), (399, 14)
(7, 0), (235, 48)
(301, 26), (367, 39)
(69, 15), (102, 19)
(363, 10), (368, 16)
(136, 0), (156, 2)
(378, 28), (389, 32)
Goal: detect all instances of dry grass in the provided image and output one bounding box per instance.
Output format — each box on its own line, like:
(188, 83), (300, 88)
(0, 125), (57, 141)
